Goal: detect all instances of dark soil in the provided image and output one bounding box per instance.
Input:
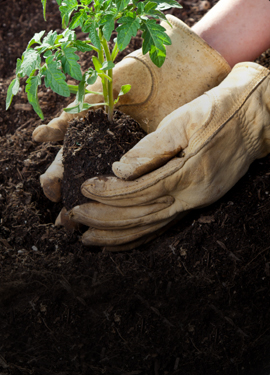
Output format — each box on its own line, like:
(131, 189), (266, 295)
(1, 1), (270, 375)
(62, 109), (146, 210)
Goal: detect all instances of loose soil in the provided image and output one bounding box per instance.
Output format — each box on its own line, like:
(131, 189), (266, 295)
(1, 1), (270, 375)
(62, 109), (146, 210)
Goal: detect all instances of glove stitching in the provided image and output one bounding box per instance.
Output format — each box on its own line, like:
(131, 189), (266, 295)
(120, 54), (158, 111)
(187, 70), (269, 156)
(236, 107), (262, 161)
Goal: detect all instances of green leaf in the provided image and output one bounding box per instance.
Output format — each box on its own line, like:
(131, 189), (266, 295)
(15, 58), (23, 76)
(60, 46), (82, 80)
(154, 0), (182, 10)
(41, 0), (47, 20)
(6, 78), (20, 110)
(144, 2), (157, 12)
(61, 28), (77, 42)
(42, 30), (59, 47)
(101, 61), (115, 71)
(76, 78), (86, 111)
(85, 68), (98, 84)
(149, 44), (166, 67)
(88, 21), (101, 50)
(73, 40), (94, 52)
(27, 30), (46, 49)
(69, 11), (85, 29)
(64, 102), (105, 113)
(25, 73), (44, 119)
(92, 56), (102, 72)
(114, 84), (131, 104)
(141, 19), (171, 54)
(100, 14), (114, 41)
(20, 49), (41, 77)
(44, 56), (70, 97)
(119, 84), (131, 96)
(115, 0), (129, 12)
(59, 0), (78, 28)
(116, 15), (140, 51)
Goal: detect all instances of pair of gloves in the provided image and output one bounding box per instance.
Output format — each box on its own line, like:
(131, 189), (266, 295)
(33, 15), (270, 251)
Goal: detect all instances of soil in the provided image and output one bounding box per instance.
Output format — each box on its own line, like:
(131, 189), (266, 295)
(62, 110), (146, 211)
(1, 1), (270, 375)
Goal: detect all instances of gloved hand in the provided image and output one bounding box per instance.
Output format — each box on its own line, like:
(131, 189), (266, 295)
(69, 62), (270, 250)
(35, 14), (230, 202)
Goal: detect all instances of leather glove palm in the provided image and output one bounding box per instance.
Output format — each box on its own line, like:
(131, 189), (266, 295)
(70, 62), (270, 250)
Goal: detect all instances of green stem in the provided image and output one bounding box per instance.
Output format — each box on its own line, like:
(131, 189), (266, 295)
(98, 29), (108, 113)
(101, 36), (114, 122)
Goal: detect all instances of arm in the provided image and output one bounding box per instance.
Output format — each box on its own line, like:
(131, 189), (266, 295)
(192, 0), (270, 67)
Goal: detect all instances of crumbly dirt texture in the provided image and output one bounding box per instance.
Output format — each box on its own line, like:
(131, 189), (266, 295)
(1, 1), (270, 375)
(62, 109), (146, 210)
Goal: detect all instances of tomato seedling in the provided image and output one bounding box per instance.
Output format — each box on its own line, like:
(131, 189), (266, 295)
(6, 0), (182, 121)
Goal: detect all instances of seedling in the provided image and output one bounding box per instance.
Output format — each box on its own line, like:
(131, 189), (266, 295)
(6, 0), (182, 122)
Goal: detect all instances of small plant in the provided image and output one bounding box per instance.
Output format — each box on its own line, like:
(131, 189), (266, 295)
(6, 0), (182, 122)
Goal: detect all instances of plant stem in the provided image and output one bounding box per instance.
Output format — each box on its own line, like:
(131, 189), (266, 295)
(101, 36), (114, 122)
(98, 29), (109, 114)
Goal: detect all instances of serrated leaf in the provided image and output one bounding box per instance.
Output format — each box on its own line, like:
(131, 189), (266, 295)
(149, 44), (166, 67)
(61, 28), (77, 42)
(116, 16), (140, 51)
(59, 0), (78, 28)
(101, 61), (115, 71)
(137, 2), (144, 15)
(73, 40), (94, 52)
(27, 31), (46, 49)
(115, 0), (129, 12)
(6, 78), (20, 110)
(25, 73), (44, 119)
(141, 19), (171, 55)
(144, 2), (157, 12)
(44, 57), (70, 97)
(154, 0), (182, 10)
(86, 69), (98, 84)
(69, 11), (85, 29)
(42, 30), (59, 47)
(20, 49), (41, 77)
(100, 14), (115, 41)
(60, 46), (82, 80)
(88, 22), (101, 50)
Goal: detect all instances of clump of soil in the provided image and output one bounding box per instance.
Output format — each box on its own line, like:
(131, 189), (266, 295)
(62, 109), (146, 210)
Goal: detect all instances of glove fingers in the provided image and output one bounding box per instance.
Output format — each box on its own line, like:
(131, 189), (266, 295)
(69, 196), (175, 229)
(40, 148), (64, 202)
(112, 95), (211, 181)
(81, 157), (184, 206)
(81, 215), (178, 246)
(103, 213), (185, 251)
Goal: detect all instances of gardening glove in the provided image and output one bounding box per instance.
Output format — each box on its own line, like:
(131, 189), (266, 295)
(69, 62), (270, 250)
(35, 14), (231, 202)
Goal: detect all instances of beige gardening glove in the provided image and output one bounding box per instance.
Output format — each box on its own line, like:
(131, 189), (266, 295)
(35, 14), (230, 202)
(69, 62), (270, 250)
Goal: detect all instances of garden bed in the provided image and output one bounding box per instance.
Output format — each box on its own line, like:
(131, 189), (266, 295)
(1, 1), (270, 374)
